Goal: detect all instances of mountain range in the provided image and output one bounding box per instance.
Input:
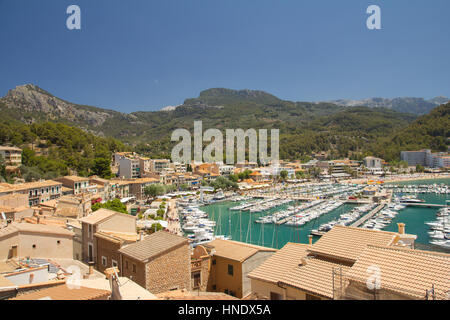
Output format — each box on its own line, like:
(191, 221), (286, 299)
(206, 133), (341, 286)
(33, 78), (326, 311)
(0, 84), (448, 161)
(326, 96), (448, 115)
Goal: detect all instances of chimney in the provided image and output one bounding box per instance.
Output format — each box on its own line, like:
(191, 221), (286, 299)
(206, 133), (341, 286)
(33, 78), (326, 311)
(308, 235), (313, 246)
(105, 267), (123, 300)
(88, 261), (94, 275)
(139, 231), (144, 241)
(397, 223), (405, 235)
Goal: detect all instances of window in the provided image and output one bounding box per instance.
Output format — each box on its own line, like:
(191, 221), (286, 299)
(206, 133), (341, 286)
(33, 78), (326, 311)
(88, 225), (92, 237)
(112, 260), (118, 267)
(32, 244), (36, 249)
(125, 261), (129, 269)
(132, 263), (136, 273)
(57, 240), (61, 245)
(306, 294), (320, 300)
(212, 259), (216, 265)
(227, 264), (233, 276)
(102, 256), (107, 267)
(212, 285), (216, 290)
(88, 243), (93, 262)
(224, 289), (229, 294)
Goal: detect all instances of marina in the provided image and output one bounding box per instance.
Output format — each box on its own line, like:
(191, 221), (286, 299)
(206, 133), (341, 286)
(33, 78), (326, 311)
(192, 178), (450, 250)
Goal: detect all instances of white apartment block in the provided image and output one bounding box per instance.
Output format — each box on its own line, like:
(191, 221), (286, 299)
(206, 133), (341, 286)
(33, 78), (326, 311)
(150, 159), (170, 173)
(401, 149), (450, 168)
(119, 157), (141, 179)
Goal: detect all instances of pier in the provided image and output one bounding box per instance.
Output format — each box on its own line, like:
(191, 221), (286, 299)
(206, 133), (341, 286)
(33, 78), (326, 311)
(350, 204), (385, 228)
(310, 203), (386, 237)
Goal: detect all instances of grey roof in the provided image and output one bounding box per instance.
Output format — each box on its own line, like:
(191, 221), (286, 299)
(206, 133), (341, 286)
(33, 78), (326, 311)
(118, 231), (188, 262)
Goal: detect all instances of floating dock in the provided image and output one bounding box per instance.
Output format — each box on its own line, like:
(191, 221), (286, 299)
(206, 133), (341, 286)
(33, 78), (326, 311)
(350, 204), (386, 228)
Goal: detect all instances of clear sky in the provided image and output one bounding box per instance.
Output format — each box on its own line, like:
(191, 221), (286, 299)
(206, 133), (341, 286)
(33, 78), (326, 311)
(0, 0), (449, 112)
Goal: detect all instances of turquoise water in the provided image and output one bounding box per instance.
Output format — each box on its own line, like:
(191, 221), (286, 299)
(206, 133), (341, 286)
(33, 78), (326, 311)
(201, 200), (357, 249)
(384, 178), (450, 244)
(200, 178), (450, 249)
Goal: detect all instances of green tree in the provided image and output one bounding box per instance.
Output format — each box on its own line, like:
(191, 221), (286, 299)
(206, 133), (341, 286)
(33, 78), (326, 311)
(399, 161), (409, 169)
(91, 158), (112, 179)
(92, 198), (128, 214)
(148, 223), (163, 234)
(280, 170), (288, 181)
(179, 183), (190, 191)
(144, 184), (166, 198)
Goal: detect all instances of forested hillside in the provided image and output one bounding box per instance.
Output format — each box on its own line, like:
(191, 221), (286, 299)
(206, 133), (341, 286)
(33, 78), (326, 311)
(0, 120), (128, 181)
(1, 84), (448, 165)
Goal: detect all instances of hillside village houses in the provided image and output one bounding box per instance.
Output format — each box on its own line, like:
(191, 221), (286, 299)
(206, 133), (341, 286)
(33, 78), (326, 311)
(0, 146), (448, 300)
(0, 146), (22, 167)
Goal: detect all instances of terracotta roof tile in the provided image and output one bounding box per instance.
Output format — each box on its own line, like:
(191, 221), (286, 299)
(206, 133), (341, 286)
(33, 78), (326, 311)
(347, 245), (450, 300)
(309, 225), (398, 262)
(280, 257), (350, 299)
(119, 231), (188, 262)
(10, 284), (111, 300)
(0, 222), (73, 238)
(78, 208), (118, 225)
(204, 240), (276, 262)
(248, 243), (309, 283)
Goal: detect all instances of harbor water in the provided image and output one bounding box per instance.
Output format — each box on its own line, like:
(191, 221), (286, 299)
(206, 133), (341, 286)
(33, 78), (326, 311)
(200, 178), (450, 249)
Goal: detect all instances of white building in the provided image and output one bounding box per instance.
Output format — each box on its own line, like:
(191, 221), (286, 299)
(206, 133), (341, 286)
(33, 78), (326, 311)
(272, 166), (295, 178)
(119, 157), (140, 179)
(219, 165), (235, 176)
(401, 149), (450, 168)
(363, 156), (383, 169)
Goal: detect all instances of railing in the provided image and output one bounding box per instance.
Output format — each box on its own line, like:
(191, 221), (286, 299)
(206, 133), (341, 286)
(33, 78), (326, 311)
(191, 259), (202, 271)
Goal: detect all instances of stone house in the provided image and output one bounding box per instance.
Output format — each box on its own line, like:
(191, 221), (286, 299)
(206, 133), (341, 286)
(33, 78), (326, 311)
(118, 231), (191, 294)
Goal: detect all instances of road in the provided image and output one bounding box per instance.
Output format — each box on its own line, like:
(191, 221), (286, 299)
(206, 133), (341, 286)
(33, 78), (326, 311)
(166, 199), (182, 236)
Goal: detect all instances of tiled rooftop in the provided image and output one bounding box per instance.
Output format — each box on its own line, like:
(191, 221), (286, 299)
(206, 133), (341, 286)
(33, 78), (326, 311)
(346, 245), (450, 300)
(0, 222), (74, 238)
(0, 180), (62, 193)
(205, 239), (277, 262)
(309, 225), (398, 262)
(78, 208), (118, 225)
(248, 243), (309, 284)
(10, 284), (111, 300)
(281, 257), (351, 299)
(119, 231), (188, 262)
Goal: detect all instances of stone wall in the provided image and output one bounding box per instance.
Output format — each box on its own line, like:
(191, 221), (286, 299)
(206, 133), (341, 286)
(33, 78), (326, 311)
(145, 243), (191, 294)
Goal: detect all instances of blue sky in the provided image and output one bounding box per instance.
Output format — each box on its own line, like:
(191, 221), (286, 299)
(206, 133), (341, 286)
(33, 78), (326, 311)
(0, 0), (449, 112)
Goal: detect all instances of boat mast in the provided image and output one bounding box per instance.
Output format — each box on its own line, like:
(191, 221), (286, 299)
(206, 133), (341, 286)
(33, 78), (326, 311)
(239, 209), (242, 242)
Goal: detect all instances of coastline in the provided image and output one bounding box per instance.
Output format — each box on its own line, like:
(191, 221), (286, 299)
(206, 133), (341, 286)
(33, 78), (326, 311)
(344, 173), (450, 185)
